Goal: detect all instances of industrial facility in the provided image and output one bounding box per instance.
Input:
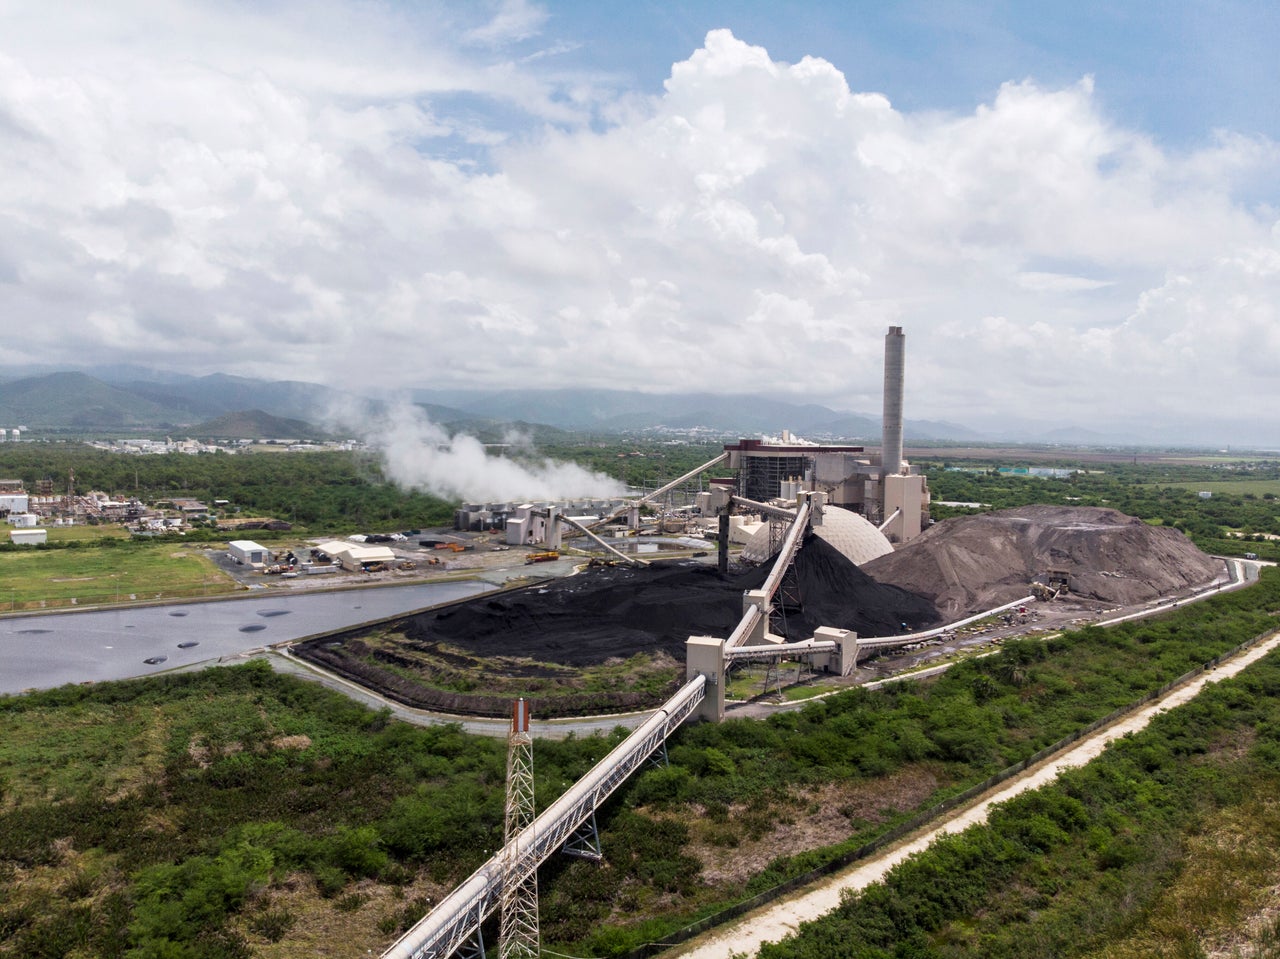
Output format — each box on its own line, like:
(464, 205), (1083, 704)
(717, 326), (929, 544)
(453, 326), (931, 564)
(381, 326), (939, 959)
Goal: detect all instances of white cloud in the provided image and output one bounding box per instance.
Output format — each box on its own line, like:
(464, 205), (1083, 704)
(464, 0), (549, 47)
(2, 11), (1279, 439)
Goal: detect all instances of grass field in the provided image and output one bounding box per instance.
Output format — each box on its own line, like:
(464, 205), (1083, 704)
(39, 525), (131, 544)
(1151, 479), (1280, 497)
(0, 539), (239, 611)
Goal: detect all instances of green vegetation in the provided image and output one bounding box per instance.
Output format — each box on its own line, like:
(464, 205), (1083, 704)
(0, 445), (456, 532)
(0, 662), (628, 958)
(925, 459), (1280, 555)
(3, 444), (1280, 956)
(756, 648), (1280, 959)
(0, 538), (235, 610)
(2, 571), (1279, 957)
(543, 570), (1280, 956)
(536, 439), (732, 492)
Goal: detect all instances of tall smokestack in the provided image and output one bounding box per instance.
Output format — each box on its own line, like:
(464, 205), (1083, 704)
(881, 326), (905, 477)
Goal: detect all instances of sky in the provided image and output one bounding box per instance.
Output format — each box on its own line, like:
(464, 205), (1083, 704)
(3, 0), (1280, 444)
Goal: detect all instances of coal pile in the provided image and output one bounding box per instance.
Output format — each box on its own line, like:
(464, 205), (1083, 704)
(787, 535), (940, 636)
(407, 536), (939, 662)
(861, 505), (1227, 618)
(294, 536), (940, 716)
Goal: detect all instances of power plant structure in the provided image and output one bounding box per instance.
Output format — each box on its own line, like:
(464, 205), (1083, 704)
(456, 326), (932, 556)
(716, 326), (928, 545)
(383, 480), (1034, 959)
(380, 327), (957, 959)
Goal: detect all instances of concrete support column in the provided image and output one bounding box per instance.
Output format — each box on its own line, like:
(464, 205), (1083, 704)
(743, 589), (768, 644)
(545, 506), (562, 549)
(686, 636), (726, 723)
(814, 626), (858, 675)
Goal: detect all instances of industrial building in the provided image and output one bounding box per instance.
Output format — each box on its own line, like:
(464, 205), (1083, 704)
(450, 327), (928, 559)
(718, 326), (929, 544)
(314, 540), (397, 571)
(227, 540), (271, 567)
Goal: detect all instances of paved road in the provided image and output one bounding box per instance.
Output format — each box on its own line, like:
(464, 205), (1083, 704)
(0, 580), (492, 695)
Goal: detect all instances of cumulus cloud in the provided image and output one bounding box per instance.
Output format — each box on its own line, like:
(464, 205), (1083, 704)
(328, 398), (624, 502)
(2, 9), (1279, 438)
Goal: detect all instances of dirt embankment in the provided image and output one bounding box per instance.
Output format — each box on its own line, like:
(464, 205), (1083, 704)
(862, 505), (1226, 618)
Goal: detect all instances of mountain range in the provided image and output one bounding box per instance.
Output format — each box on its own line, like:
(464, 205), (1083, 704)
(0, 368), (1258, 448)
(0, 370), (986, 442)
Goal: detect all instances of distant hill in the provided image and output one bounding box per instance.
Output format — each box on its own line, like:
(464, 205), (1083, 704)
(189, 409), (324, 440)
(407, 386), (980, 440)
(0, 369), (995, 443)
(0, 372), (200, 428)
(118, 372), (343, 422)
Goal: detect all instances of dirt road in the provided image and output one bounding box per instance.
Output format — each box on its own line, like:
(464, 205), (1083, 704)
(665, 629), (1280, 959)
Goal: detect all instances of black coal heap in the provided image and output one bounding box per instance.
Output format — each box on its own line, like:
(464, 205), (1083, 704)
(406, 533), (939, 666)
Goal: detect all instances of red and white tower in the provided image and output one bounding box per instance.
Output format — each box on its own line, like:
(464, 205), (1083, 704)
(498, 698), (539, 959)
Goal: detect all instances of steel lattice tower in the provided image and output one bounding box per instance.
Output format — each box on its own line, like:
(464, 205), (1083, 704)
(499, 698), (539, 959)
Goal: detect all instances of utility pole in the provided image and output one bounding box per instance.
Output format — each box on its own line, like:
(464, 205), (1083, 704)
(499, 698), (539, 959)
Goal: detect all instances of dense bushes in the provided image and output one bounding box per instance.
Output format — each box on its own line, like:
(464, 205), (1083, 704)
(0, 445), (456, 532)
(557, 569), (1280, 952)
(0, 662), (612, 956)
(757, 650), (1280, 958)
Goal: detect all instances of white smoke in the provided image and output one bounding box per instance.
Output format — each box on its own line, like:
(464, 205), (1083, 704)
(328, 398), (625, 502)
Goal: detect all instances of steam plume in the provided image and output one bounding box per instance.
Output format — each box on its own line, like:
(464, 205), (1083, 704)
(329, 399), (625, 502)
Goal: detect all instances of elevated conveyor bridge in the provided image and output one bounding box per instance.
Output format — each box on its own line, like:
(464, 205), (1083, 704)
(381, 677), (707, 959)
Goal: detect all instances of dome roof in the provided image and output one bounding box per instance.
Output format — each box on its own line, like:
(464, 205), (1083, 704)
(742, 506), (894, 566)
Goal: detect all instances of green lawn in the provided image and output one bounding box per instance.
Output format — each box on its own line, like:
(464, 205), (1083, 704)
(0, 541), (238, 611)
(39, 524), (132, 544)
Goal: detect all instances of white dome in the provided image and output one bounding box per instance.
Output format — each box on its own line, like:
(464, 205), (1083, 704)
(742, 506), (894, 566)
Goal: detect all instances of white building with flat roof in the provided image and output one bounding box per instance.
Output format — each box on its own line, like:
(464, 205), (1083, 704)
(227, 540), (271, 567)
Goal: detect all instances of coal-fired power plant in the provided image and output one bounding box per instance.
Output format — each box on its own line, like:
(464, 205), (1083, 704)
(720, 325), (929, 545)
(452, 326), (930, 550)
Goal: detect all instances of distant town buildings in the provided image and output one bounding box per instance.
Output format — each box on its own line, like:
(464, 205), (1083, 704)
(83, 437), (365, 455)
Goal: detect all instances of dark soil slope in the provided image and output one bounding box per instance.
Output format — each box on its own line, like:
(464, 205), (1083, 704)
(789, 535), (940, 636)
(861, 505), (1226, 617)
